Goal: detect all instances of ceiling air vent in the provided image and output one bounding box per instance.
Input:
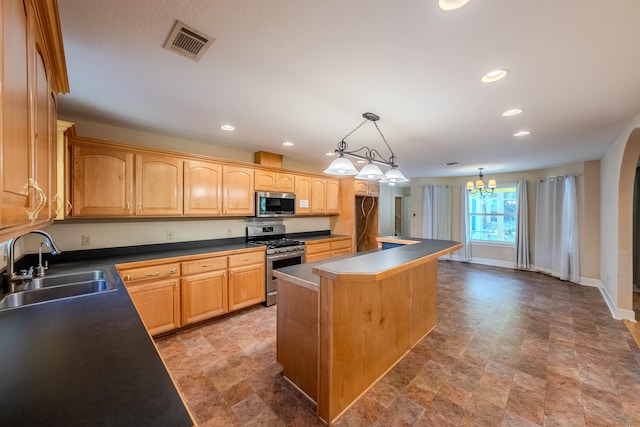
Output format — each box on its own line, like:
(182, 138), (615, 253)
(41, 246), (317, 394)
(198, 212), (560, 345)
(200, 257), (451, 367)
(163, 20), (214, 62)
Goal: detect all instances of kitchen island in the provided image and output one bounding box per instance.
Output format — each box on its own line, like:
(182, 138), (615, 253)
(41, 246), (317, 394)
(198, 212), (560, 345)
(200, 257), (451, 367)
(274, 237), (462, 425)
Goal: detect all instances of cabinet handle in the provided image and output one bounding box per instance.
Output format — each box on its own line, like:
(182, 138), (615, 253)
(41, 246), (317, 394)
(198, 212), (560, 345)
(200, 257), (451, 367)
(26, 178), (46, 221)
(66, 200), (73, 215)
(170, 268), (178, 274)
(126, 202), (131, 213)
(137, 203), (142, 215)
(125, 275), (132, 281)
(54, 195), (63, 214)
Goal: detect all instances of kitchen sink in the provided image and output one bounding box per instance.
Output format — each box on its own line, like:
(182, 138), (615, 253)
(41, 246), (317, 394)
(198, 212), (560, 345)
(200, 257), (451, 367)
(0, 270), (115, 311)
(25, 269), (106, 290)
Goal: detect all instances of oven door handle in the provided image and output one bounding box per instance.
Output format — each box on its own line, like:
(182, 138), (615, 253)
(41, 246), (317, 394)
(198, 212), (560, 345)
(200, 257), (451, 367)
(267, 251), (305, 261)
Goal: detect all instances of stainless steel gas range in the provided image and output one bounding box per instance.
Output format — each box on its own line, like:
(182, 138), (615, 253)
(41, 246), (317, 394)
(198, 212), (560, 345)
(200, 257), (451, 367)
(246, 223), (305, 306)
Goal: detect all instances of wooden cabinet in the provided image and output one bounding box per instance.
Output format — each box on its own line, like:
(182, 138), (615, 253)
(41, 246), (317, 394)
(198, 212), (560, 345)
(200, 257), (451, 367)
(71, 143), (134, 216)
(118, 248), (264, 335)
(222, 165), (254, 216)
(305, 237), (353, 263)
(120, 262), (181, 336)
(184, 160), (222, 215)
(136, 153), (183, 216)
(326, 178), (340, 215)
(181, 256), (228, 325)
(228, 251), (265, 310)
(354, 180), (379, 196)
(311, 178), (327, 214)
(255, 170), (295, 192)
(295, 175), (311, 215)
(0, 0), (67, 240)
(71, 140), (183, 217)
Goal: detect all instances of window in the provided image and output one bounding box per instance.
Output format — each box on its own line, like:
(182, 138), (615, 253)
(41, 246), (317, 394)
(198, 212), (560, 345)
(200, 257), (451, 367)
(468, 185), (517, 243)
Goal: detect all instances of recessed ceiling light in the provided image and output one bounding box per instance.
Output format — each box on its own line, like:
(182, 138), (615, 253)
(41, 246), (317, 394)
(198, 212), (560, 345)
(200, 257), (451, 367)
(481, 69), (508, 83)
(326, 152), (335, 156)
(502, 108), (523, 117)
(282, 141), (294, 147)
(439, 0), (471, 11)
(220, 124), (235, 131)
(356, 160), (366, 164)
(514, 130), (531, 137)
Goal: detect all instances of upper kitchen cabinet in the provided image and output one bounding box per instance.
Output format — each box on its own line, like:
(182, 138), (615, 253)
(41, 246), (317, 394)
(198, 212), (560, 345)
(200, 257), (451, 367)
(135, 153), (183, 216)
(0, 0), (69, 240)
(254, 170), (295, 193)
(294, 175), (311, 215)
(184, 159), (222, 216)
(326, 178), (340, 215)
(222, 165), (254, 216)
(70, 137), (183, 217)
(354, 180), (379, 196)
(71, 141), (134, 216)
(311, 177), (327, 214)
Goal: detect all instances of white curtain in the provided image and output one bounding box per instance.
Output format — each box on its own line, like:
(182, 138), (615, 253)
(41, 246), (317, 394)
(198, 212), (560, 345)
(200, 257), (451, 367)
(422, 184), (451, 241)
(534, 176), (580, 282)
(514, 180), (529, 269)
(459, 184), (471, 261)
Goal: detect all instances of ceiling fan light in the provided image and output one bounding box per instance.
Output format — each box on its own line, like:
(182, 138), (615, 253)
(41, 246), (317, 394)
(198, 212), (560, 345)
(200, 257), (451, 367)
(355, 163), (385, 181)
(324, 155), (358, 175)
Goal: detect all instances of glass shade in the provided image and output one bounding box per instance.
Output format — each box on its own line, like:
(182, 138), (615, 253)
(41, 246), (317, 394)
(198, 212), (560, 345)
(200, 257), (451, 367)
(466, 181), (474, 190)
(355, 162), (385, 180)
(488, 179), (497, 189)
(475, 179), (485, 189)
(384, 167), (409, 183)
(324, 155), (358, 175)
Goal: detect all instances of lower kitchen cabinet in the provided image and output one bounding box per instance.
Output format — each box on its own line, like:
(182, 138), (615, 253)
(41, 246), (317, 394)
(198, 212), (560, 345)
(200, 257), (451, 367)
(228, 252), (265, 311)
(181, 256), (228, 325)
(305, 237), (353, 263)
(127, 277), (181, 336)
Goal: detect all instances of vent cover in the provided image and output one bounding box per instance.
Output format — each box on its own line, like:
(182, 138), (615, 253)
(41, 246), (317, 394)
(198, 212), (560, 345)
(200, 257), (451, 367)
(163, 20), (214, 62)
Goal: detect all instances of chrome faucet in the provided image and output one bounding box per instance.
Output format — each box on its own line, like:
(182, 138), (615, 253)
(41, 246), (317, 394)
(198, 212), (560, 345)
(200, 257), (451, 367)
(5, 230), (61, 292)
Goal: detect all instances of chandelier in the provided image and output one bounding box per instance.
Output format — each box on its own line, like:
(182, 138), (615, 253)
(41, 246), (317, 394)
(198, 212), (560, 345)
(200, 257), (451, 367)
(466, 168), (496, 195)
(324, 112), (408, 184)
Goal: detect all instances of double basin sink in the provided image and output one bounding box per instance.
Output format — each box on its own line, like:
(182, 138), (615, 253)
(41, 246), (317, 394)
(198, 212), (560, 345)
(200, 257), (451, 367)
(0, 270), (115, 311)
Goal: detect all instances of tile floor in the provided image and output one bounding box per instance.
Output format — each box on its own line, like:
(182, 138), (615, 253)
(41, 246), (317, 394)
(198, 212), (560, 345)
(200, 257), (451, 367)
(155, 262), (640, 426)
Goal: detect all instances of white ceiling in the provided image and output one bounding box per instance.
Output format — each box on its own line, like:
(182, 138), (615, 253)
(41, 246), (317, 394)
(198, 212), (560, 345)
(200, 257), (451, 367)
(56, 0), (640, 179)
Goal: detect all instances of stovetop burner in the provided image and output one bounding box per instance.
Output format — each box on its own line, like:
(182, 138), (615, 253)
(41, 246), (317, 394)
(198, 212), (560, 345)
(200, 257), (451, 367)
(246, 223), (306, 254)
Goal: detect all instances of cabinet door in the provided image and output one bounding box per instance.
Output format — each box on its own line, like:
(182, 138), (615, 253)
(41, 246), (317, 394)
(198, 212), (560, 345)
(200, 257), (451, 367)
(136, 153), (183, 216)
(276, 173), (295, 192)
(354, 180), (369, 195)
(254, 169), (276, 191)
(295, 175), (311, 215)
(326, 179), (340, 215)
(182, 270), (228, 325)
(222, 165), (254, 216)
(311, 178), (326, 214)
(229, 263), (265, 311)
(32, 48), (53, 221)
(72, 143), (134, 216)
(1, 0), (31, 229)
(184, 160), (222, 215)
(127, 278), (181, 336)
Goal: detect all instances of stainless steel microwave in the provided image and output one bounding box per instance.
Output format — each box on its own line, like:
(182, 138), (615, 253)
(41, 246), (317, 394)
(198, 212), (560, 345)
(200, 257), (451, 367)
(255, 192), (296, 217)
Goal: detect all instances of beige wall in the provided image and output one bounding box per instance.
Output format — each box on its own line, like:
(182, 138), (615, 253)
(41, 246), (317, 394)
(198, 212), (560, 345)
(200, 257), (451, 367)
(378, 184), (410, 236)
(409, 161), (600, 280)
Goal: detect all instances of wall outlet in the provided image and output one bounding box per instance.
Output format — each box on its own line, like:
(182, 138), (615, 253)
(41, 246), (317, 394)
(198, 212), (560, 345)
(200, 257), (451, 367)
(81, 235), (91, 246)
(166, 231), (174, 240)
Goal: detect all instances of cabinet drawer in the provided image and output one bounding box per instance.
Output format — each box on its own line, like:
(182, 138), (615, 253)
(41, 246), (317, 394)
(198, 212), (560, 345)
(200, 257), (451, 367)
(331, 239), (351, 250)
(331, 248), (352, 258)
(305, 242), (331, 255)
(228, 251), (265, 268)
(120, 262), (181, 284)
(182, 256), (227, 276)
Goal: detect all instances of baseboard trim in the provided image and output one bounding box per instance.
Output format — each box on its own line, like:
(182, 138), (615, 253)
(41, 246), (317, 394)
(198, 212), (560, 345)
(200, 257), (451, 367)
(598, 284), (636, 321)
(449, 255), (513, 269)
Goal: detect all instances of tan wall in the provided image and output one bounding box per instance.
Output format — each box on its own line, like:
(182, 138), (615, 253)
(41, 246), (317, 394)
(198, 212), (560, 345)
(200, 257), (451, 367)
(409, 161), (600, 280)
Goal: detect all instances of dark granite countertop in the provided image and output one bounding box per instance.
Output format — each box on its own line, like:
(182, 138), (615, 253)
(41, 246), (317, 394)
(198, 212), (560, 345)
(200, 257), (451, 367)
(0, 238), (265, 427)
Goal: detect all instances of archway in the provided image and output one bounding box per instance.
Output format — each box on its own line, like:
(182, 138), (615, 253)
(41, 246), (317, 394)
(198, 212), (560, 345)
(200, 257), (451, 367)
(618, 128), (640, 320)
